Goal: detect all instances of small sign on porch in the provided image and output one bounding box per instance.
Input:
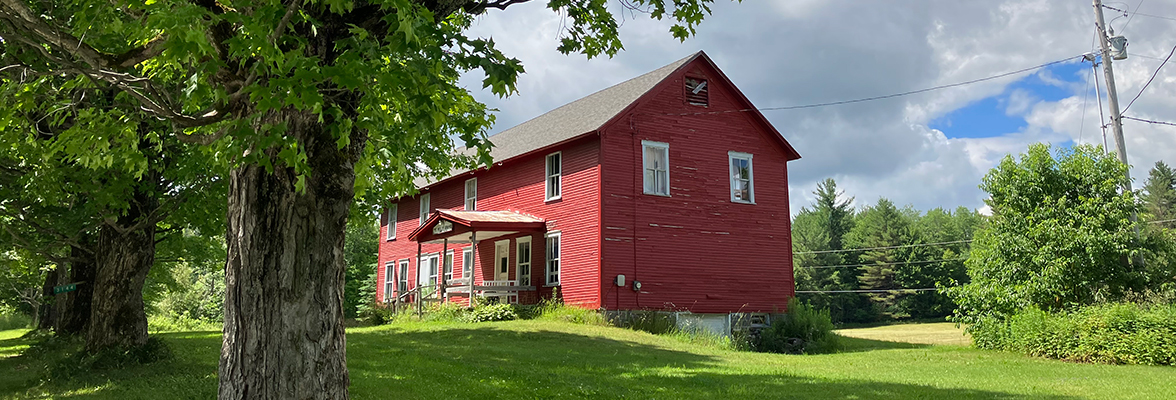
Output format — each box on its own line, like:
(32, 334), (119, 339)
(433, 220), (453, 234)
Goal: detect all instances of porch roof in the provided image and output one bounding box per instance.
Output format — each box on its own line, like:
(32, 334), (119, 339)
(407, 209), (546, 244)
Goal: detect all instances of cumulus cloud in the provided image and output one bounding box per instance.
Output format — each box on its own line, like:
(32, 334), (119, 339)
(457, 0), (1176, 215)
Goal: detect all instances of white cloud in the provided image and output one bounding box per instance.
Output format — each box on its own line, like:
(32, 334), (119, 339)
(458, 0), (1176, 215)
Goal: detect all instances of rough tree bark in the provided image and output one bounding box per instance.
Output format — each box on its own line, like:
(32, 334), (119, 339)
(35, 267), (58, 330)
(218, 109), (363, 399)
(85, 189), (157, 353)
(56, 240), (95, 335)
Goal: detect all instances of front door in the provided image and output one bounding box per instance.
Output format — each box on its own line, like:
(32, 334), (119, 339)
(494, 240), (509, 282)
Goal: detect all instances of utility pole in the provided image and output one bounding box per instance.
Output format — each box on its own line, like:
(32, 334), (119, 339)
(1093, 0), (1143, 267)
(1093, 0), (1132, 188)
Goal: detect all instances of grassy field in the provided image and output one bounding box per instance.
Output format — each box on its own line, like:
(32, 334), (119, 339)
(2, 321), (1174, 399)
(835, 322), (972, 346)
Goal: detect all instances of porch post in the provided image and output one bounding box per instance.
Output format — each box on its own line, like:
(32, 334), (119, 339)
(416, 241), (423, 317)
(440, 237), (449, 303)
(470, 231), (478, 308)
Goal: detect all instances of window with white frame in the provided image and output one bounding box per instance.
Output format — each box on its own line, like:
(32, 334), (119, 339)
(729, 152), (754, 203)
(462, 248), (473, 279)
(642, 141), (670, 196)
(545, 232), (561, 285)
(386, 204), (397, 241)
(397, 260), (409, 293)
(443, 250), (454, 282)
(383, 262), (395, 301)
(464, 178), (477, 210)
(516, 237), (532, 286)
(545, 152), (561, 200)
(419, 193), (431, 226)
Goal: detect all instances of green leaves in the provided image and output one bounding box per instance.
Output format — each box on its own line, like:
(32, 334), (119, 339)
(948, 144), (1151, 326)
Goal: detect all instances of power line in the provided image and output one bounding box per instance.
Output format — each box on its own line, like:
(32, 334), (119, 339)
(798, 258), (966, 270)
(1123, 115), (1176, 127)
(1121, 43), (1175, 114)
(1102, 5), (1176, 23)
(796, 288), (944, 294)
(1147, 218), (1176, 224)
(661, 55), (1085, 117)
(1119, 0), (1145, 33)
(793, 239), (973, 255)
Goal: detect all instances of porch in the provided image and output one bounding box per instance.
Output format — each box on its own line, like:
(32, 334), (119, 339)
(388, 209), (546, 313)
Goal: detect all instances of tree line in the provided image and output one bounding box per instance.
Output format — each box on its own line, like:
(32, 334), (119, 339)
(794, 155), (1176, 324)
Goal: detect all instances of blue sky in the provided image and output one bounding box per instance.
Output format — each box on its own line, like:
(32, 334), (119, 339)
(931, 62), (1087, 139)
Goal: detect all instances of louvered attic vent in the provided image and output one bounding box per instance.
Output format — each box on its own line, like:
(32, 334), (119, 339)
(685, 77), (708, 106)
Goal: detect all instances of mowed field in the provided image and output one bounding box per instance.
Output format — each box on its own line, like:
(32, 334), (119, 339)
(2, 320), (1174, 399)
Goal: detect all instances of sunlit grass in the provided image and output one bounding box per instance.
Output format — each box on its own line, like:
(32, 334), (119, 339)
(1, 322), (1174, 399)
(836, 322), (971, 346)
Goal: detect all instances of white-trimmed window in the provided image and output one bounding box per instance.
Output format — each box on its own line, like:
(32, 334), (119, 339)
(462, 247), (473, 279)
(545, 232), (561, 285)
(419, 193), (431, 226)
(386, 204), (397, 241)
(642, 141), (670, 196)
(517, 237), (532, 286)
(729, 151), (754, 203)
(443, 250), (454, 281)
(545, 152), (561, 201)
(397, 259), (409, 293)
(465, 178), (477, 210)
(383, 262), (395, 301)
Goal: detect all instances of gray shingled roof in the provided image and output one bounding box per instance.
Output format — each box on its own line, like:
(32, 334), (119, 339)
(415, 52), (699, 189)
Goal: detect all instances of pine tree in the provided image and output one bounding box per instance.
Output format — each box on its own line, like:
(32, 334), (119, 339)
(847, 198), (916, 317)
(1142, 161), (1176, 230)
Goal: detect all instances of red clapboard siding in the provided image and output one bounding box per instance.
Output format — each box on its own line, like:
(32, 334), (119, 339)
(598, 58), (795, 314)
(376, 136), (602, 308)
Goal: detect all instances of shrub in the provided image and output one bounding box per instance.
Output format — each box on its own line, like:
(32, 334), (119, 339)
(532, 299), (607, 325)
(972, 303), (1176, 366)
(0, 307), (31, 330)
(423, 302), (467, 323)
(756, 299), (839, 354)
(462, 303), (518, 323)
(361, 303), (397, 326)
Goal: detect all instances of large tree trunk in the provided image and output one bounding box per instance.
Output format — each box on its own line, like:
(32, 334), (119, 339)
(57, 240), (96, 335)
(86, 192), (156, 352)
(35, 267), (58, 330)
(219, 110), (362, 399)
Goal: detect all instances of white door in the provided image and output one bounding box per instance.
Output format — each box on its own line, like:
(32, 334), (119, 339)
(494, 240), (510, 282)
(418, 254), (438, 289)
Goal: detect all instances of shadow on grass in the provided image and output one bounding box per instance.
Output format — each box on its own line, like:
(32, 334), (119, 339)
(347, 326), (1075, 400)
(0, 330), (221, 399)
(835, 335), (931, 353)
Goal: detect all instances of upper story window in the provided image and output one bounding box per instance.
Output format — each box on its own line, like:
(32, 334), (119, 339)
(465, 178), (477, 210)
(545, 152), (562, 201)
(685, 77), (708, 107)
(642, 141), (670, 196)
(729, 151), (754, 204)
(386, 204), (397, 241)
(419, 193), (431, 226)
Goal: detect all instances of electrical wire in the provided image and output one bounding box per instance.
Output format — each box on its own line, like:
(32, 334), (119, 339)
(1123, 115), (1176, 127)
(1119, 0), (1145, 34)
(661, 55), (1086, 116)
(796, 288), (944, 294)
(1121, 43), (1176, 114)
(797, 258), (966, 270)
(793, 240), (973, 255)
(1147, 218), (1176, 224)
(1102, 5), (1176, 23)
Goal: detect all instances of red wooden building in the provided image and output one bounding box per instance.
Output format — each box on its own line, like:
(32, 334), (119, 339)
(377, 51), (801, 330)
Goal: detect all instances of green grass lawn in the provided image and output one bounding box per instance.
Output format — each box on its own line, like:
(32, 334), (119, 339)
(2, 321), (1174, 399)
(836, 322), (972, 346)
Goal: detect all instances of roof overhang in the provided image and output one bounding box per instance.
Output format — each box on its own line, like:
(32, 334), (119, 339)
(407, 209), (546, 244)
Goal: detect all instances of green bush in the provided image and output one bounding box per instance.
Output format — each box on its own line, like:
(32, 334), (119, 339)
(462, 303), (518, 323)
(756, 299), (839, 354)
(423, 302), (467, 323)
(532, 300), (607, 325)
(361, 303), (397, 326)
(0, 307), (31, 330)
(972, 303), (1176, 366)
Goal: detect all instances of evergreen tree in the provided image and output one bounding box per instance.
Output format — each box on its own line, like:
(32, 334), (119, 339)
(1142, 161), (1176, 230)
(846, 198), (917, 317)
(792, 179), (876, 323)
